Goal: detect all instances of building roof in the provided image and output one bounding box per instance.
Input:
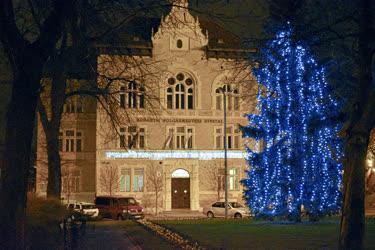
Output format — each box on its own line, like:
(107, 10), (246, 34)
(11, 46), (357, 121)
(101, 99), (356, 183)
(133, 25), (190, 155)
(93, 16), (255, 58)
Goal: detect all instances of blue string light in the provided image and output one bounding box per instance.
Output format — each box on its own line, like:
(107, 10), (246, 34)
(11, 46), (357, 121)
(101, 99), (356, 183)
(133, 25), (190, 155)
(241, 25), (343, 219)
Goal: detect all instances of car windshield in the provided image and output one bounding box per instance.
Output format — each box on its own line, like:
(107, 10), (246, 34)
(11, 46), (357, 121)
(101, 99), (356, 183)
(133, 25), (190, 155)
(230, 202), (244, 208)
(82, 204), (95, 209)
(118, 198), (137, 205)
(128, 198), (137, 205)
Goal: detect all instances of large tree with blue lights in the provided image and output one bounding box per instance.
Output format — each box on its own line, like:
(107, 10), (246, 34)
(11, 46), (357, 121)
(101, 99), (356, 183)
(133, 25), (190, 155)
(241, 26), (343, 221)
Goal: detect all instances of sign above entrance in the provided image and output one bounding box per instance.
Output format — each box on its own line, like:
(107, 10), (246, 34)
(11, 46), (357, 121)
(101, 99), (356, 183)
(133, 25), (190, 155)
(105, 150), (245, 160)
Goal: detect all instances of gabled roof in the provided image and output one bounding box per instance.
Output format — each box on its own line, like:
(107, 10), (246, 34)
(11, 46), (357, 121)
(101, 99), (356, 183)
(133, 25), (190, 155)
(93, 15), (256, 58)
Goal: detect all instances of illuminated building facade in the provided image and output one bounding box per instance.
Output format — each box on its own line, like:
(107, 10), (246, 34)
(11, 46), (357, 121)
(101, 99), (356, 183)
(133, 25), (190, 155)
(36, 0), (258, 212)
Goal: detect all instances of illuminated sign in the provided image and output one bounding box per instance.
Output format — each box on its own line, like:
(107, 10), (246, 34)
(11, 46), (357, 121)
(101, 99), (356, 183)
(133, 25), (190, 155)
(105, 150), (245, 160)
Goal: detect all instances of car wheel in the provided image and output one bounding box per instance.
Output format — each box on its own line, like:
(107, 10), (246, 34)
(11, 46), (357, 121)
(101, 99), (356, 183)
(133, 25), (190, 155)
(207, 211), (214, 219)
(234, 213), (242, 219)
(117, 214), (123, 221)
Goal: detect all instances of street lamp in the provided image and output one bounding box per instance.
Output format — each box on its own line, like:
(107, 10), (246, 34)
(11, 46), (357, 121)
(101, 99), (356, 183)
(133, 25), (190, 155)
(219, 86), (229, 219)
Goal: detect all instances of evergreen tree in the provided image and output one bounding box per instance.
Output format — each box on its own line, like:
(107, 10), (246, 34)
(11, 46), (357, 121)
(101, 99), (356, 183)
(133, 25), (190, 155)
(241, 25), (343, 221)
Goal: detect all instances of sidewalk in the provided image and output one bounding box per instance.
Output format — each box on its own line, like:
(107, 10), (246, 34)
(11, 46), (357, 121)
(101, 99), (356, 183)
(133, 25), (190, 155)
(145, 209), (206, 220)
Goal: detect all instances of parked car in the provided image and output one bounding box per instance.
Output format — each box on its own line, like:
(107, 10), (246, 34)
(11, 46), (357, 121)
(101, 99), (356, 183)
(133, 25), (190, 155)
(203, 201), (252, 218)
(67, 202), (99, 218)
(94, 196), (144, 220)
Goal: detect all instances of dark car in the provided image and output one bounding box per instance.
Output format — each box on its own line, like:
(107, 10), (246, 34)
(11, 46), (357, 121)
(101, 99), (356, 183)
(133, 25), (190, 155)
(94, 196), (144, 220)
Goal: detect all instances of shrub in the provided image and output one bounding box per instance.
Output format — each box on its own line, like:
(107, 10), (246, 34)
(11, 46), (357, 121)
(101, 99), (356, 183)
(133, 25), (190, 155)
(26, 195), (69, 249)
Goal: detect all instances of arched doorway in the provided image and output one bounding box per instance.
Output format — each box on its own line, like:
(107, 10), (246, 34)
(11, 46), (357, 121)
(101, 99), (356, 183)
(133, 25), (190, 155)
(171, 169), (190, 209)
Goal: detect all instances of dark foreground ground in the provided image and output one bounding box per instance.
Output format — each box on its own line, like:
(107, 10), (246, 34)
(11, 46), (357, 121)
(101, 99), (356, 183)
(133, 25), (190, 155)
(156, 217), (375, 249)
(76, 220), (175, 250)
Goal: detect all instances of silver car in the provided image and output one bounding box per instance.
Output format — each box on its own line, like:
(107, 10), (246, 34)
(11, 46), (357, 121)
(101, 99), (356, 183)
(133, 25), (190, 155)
(203, 201), (251, 218)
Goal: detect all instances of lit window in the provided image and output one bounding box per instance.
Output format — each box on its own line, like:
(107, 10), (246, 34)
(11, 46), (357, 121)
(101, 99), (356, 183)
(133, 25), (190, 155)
(229, 168), (239, 191)
(119, 169), (131, 192)
(134, 168), (144, 192)
(166, 72), (194, 110)
(65, 130), (75, 152)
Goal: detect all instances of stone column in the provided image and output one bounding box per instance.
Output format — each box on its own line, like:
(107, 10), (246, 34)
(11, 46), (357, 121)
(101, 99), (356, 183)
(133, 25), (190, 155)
(164, 170), (172, 211)
(190, 164), (200, 211)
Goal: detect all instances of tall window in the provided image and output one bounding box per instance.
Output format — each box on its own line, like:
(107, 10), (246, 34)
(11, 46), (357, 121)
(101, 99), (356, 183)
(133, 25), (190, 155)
(119, 126), (146, 149)
(229, 168), (239, 191)
(134, 168), (144, 192)
(63, 130), (83, 152)
(215, 84), (240, 111)
(62, 169), (80, 193)
(64, 96), (84, 113)
(166, 72), (194, 110)
(119, 169), (131, 192)
(65, 130), (75, 152)
(214, 126), (240, 149)
(119, 81), (145, 109)
(165, 126), (194, 149)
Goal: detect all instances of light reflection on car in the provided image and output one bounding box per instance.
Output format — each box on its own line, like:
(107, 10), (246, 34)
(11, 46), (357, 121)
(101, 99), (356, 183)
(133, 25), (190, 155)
(203, 201), (252, 218)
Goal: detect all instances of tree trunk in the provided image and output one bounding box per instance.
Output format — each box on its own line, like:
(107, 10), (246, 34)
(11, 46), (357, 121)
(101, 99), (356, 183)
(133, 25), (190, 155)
(0, 72), (40, 249)
(339, 1), (374, 249)
(339, 135), (368, 250)
(46, 130), (62, 198)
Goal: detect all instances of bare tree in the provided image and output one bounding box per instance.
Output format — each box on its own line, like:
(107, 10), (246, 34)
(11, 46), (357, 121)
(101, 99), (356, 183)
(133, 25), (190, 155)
(99, 164), (119, 196)
(200, 160), (225, 201)
(146, 163), (163, 215)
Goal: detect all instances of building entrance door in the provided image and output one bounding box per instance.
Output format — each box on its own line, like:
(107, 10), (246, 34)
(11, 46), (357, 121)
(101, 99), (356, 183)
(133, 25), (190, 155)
(171, 178), (190, 209)
(171, 169), (190, 209)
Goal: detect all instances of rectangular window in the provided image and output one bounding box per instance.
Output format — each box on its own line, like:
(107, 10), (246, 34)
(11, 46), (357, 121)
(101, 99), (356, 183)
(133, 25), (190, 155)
(119, 169), (131, 192)
(175, 94), (180, 109)
(119, 126), (146, 149)
(139, 94), (145, 109)
(214, 126), (240, 149)
(134, 168), (144, 192)
(120, 128), (126, 148)
(229, 168), (239, 191)
(139, 128), (145, 149)
(76, 132), (82, 152)
(188, 95), (193, 109)
(186, 128), (193, 149)
(65, 130), (75, 152)
(167, 95), (173, 109)
(120, 94), (126, 108)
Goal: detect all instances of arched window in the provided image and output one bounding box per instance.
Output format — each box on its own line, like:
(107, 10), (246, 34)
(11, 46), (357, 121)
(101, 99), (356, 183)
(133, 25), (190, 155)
(215, 84), (240, 111)
(119, 81), (145, 109)
(166, 72), (195, 110)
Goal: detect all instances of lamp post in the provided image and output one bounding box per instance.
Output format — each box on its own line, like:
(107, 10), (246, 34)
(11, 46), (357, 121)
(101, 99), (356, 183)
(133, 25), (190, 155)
(219, 87), (229, 219)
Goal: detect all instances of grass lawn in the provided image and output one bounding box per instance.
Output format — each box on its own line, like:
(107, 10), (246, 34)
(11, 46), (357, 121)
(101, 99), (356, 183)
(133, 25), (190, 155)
(156, 218), (375, 249)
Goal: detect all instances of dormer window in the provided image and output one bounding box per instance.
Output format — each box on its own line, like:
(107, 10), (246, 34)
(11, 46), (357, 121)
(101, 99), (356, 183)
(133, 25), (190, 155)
(177, 39), (183, 48)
